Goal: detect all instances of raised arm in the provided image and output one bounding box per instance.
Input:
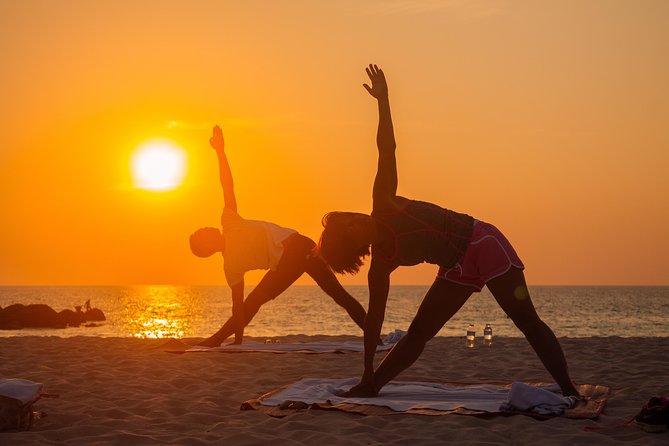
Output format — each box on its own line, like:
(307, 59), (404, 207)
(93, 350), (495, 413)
(209, 125), (238, 212)
(364, 65), (397, 211)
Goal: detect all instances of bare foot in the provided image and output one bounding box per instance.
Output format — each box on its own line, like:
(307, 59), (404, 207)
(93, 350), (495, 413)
(335, 381), (378, 398)
(194, 337), (222, 348)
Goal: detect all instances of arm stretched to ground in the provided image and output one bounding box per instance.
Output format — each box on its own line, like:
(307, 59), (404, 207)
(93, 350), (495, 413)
(194, 278), (246, 347)
(230, 279), (245, 344)
(364, 64), (397, 211)
(340, 260), (395, 397)
(210, 125), (238, 212)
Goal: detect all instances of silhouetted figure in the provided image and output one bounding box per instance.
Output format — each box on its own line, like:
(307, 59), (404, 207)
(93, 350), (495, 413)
(0, 303), (105, 329)
(190, 126), (367, 346)
(319, 64), (579, 397)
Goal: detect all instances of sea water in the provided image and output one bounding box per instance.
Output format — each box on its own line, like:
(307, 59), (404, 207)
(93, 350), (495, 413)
(1, 286), (668, 339)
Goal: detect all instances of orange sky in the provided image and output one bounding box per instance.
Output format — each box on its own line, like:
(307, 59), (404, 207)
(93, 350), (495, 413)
(1, 1), (667, 286)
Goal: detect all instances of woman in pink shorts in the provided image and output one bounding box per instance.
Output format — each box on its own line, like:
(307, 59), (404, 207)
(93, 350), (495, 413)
(438, 220), (525, 291)
(319, 65), (579, 398)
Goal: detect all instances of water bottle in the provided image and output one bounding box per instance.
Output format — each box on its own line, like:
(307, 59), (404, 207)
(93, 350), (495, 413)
(466, 324), (475, 348)
(484, 323), (493, 347)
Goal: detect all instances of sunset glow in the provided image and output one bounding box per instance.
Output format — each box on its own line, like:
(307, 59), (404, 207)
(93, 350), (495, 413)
(0, 2), (667, 286)
(131, 140), (186, 191)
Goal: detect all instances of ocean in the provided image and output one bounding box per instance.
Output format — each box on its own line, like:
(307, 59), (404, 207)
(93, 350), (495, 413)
(1, 286), (668, 339)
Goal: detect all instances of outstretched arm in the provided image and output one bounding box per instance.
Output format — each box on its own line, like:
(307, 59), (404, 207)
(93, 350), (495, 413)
(340, 260), (394, 397)
(195, 278), (246, 347)
(230, 280), (245, 344)
(364, 65), (397, 211)
(210, 125), (238, 212)
(363, 262), (391, 379)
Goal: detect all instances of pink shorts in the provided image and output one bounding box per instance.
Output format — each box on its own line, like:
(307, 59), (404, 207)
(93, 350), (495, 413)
(437, 220), (524, 291)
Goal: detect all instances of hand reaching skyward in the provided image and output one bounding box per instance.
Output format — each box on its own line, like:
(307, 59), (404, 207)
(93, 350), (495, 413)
(209, 125), (225, 152)
(363, 64), (388, 100)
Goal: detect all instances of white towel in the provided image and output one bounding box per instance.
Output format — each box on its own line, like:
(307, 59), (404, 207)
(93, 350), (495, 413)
(261, 378), (511, 412)
(501, 381), (577, 415)
(382, 329), (407, 345)
(260, 378), (577, 414)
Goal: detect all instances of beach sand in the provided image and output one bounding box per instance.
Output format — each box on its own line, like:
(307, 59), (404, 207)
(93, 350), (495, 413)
(2, 336), (667, 445)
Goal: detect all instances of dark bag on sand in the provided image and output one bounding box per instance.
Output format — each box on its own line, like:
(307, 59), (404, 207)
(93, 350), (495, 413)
(0, 379), (43, 432)
(635, 396), (669, 433)
(584, 395), (669, 433)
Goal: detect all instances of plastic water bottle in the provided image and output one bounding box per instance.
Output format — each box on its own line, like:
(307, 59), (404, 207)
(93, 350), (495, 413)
(484, 323), (493, 347)
(466, 324), (475, 348)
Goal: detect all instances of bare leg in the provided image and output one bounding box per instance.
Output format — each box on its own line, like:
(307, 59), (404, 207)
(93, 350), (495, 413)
(370, 279), (475, 392)
(305, 254), (367, 330)
(486, 267), (579, 396)
(197, 236), (310, 346)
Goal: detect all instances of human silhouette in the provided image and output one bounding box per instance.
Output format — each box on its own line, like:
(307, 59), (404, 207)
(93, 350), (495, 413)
(319, 64), (579, 397)
(190, 126), (367, 346)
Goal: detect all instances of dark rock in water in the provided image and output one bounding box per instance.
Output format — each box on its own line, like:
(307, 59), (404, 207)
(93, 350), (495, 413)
(0, 304), (106, 330)
(58, 309), (85, 327)
(0, 304), (63, 329)
(85, 308), (106, 321)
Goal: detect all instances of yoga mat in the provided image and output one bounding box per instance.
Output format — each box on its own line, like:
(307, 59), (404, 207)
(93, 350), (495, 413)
(241, 378), (609, 419)
(168, 342), (395, 354)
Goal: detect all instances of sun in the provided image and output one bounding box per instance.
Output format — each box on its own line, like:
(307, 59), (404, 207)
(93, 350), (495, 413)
(131, 139), (187, 191)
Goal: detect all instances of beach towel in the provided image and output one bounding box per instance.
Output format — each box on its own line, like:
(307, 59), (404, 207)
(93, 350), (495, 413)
(501, 382), (579, 415)
(241, 378), (609, 419)
(172, 341), (396, 354)
(167, 330), (407, 354)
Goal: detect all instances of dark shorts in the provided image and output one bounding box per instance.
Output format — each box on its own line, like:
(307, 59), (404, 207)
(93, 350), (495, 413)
(249, 233), (343, 302)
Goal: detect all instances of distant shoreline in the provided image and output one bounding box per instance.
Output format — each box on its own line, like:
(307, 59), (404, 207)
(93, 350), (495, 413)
(2, 284), (669, 287)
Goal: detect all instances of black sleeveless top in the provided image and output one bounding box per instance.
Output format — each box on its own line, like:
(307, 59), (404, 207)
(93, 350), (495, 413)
(371, 198), (474, 268)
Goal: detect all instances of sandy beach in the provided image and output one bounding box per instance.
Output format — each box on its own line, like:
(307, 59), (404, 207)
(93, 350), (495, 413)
(2, 335), (667, 445)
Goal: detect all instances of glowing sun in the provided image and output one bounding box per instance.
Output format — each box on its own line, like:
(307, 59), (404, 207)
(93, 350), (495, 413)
(131, 140), (186, 191)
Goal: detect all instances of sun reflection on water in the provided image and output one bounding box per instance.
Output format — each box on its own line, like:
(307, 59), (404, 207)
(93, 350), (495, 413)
(121, 286), (201, 339)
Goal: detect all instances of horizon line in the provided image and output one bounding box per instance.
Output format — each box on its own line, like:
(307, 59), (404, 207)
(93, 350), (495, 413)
(1, 283), (668, 288)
